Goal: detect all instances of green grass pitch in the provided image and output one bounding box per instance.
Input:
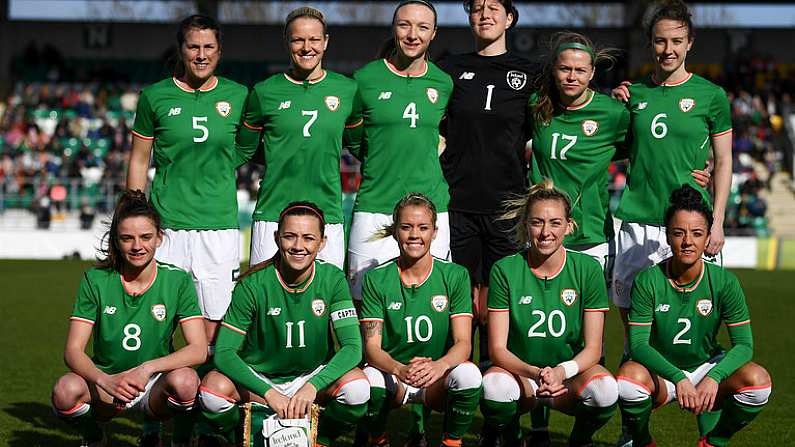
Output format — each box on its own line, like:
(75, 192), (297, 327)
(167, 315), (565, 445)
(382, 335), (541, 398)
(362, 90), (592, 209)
(0, 260), (791, 446)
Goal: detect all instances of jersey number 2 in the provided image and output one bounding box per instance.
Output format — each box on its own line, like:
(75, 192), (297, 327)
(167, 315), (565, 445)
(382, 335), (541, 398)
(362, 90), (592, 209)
(673, 318), (692, 345)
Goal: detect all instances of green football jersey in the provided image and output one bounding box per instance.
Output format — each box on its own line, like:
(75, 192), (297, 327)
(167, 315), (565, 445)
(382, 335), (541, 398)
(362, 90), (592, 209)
(529, 90), (630, 245)
(132, 77), (248, 230)
(349, 59), (453, 214)
(488, 250), (609, 368)
(616, 73), (732, 225)
(629, 260), (751, 372)
(70, 262), (202, 375)
(359, 258), (472, 364)
(221, 260), (358, 383)
(239, 71), (358, 224)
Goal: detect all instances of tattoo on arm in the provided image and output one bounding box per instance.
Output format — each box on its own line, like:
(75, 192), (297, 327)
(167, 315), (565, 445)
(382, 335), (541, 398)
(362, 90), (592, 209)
(362, 321), (382, 339)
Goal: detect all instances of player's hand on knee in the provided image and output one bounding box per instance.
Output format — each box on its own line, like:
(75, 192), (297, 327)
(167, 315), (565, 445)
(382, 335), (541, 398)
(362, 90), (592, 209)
(694, 376), (719, 414)
(122, 363), (153, 392)
(264, 388), (290, 419)
(676, 378), (698, 412)
(611, 81), (632, 102)
(287, 383), (316, 419)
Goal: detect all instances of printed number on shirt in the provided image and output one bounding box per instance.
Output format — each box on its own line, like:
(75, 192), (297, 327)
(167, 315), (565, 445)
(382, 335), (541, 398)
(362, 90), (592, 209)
(550, 133), (577, 160)
(651, 113), (668, 139)
(528, 310), (566, 338)
(484, 84), (495, 111)
(404, 315), (433, 343)
(285, 320), (306, 348)
(403, 102), (419, 128)
(302, 110), (318, 137)
(192, 116), (209, 143)
(673, 317), (692, 345)
(122, 323), (142, 351)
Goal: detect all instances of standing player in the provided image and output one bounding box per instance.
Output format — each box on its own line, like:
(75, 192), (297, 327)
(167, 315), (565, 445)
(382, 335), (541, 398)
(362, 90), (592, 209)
(198, 203), (369, 447)
(610, 0), (733, 352)
(617, 185), (772, 446)
(346, 0), (454, 301)
(358, 193), (482, 447)
(238, 7), (358, 269)
(480, 180), (618, 447)
(127, 15), (248, 345)
(51, 190), (207, 447)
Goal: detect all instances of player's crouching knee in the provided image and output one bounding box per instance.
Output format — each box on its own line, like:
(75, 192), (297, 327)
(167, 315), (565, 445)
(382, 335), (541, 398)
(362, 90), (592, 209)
(482, 372), (520, 403)
(579, 374), (619, 408)
(617, 376), (652, 404)
(165, 368), (200, 407)
(363, 366), (386, 390)
(447, 362), (482, 391)
(199, 386), (236, 414)
(734, 365), (772, 407)
(333, 377), (371, 406)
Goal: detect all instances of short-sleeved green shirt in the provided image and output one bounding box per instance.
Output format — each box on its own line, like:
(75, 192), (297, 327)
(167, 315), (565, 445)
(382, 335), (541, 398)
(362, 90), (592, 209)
(240, 71), (358, 224)
(349, 59), (453, 214)
(616, 73), (732, 225)
(359, 258), (472, 363)
(221, 260), (358, 383)
(629, 261), (751, 372)
(488, 250), (609, 367)
(71, 263), (202, 374)
(529, 90), (630, 245)
(132, 77), (248, 230)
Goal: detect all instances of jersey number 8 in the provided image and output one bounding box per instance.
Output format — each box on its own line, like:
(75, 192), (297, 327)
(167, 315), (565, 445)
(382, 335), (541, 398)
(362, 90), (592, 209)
(122, 323), (142, 351)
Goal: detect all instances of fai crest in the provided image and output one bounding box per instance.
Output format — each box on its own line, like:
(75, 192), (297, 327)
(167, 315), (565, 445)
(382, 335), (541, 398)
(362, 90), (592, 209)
(426, 88), (439, 104)
(582, 119), (599, 136)
(151, 304), (167, 321)
(312, 299), (326, 317)
(431, 295), (448, 312)
(506, 70), (527, 90)
(561, 289), (578, 307)
(696, 299), (713, 316)
(324, 95), (340, 112)
(679, 98), (695, 113)
(215, 101), (232, 117)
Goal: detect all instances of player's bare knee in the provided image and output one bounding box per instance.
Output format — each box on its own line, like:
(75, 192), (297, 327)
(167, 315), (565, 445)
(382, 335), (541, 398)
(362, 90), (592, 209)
(741, 362), (772, 387)
(579, 373), (618, 408)
(446, 361), (482, 391)
(52, 374), (87, 409)
(482, 369), (520, 403)
(165, 368), (200, 405)
(732, 363), (772, 407)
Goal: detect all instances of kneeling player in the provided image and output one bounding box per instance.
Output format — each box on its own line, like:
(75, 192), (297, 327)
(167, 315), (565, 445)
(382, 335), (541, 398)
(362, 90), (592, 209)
(51, 190), (207, 446)
(480, 180), (618, 447)
(358, 193), (482, 447)
(617, 185), (772, 447)
(198, 202), (369, 446)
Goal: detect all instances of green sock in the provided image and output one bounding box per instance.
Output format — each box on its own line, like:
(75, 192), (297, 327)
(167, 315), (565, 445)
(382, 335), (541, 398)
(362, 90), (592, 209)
(619, 396), (653, 446)
(706, 399), (766, 446)
(59, 407), (104, 443)
(142, 417), (161, 436)
(569, 402), (617, 445)
(480, 398), (518, 432)
(444, 387), (480, 439)
(529, 405), (550, 432)
(362, 386), (390, 438)
(200, 405), (239, 443)
(316, 400), (367, 445)
(171, 408), (196, 443)
(697, 410), (722, 436)
(408, 403), (428, 436)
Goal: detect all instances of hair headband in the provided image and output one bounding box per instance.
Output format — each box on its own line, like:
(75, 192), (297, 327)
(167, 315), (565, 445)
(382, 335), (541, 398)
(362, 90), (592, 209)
(554, 42), (595, 61)
(279, 205), (324, 222)
(394, 0), (438, 27)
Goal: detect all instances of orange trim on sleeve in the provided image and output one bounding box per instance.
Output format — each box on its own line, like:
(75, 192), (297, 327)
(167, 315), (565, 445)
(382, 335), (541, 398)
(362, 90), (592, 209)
(628, 321), (653, 326)
(584, 308), (610, 313)
(710, 129), (733, 137)
(69, 316), (95, 325)
(243, 121), (263, 131)
(221, 322), (246, 335)
(726, 319), (751, 327)
(450, 313), (474, 319)
(345, 118), (364, 129)
(359, 318), (384, 323)
(130, 129), (154, 140)
(179, 315), (205, 324)
(487, 308), (510, 313)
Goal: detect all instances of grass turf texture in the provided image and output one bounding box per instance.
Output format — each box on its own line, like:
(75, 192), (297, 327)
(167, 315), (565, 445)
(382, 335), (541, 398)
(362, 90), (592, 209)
(0, 260), (791, 446)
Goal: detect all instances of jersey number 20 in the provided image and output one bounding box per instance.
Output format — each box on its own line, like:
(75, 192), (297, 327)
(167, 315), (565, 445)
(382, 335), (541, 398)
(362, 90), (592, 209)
(528, 310), (566, 338)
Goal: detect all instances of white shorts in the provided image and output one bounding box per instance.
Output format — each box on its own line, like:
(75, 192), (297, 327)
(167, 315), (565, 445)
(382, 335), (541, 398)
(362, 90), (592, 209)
(347, 211), (451, 300)
(250, 221), (345, 270)
(661, 356), (722, 405)
(156, 229), (241, 320)
(125, 373), (163, 413)
(251, 364), (326, 397)
(568, 241), (616, 299)
(613, 222), (722, 308)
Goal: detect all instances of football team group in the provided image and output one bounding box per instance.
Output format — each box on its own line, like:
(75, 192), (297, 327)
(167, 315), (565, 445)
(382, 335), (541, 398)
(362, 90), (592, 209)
(48, 0), (773, 446)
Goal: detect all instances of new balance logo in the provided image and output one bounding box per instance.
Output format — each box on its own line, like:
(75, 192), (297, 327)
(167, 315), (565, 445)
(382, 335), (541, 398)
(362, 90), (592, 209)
(387, 302), (402, 311)
(378, 91), (392, 100)
(655, 304), (670, 312)
(459, 72), (475, 80)
(103, 306), (117, 315)
(519, 296), (533, 305)
(168, 107), (182, 116)
(267, 307), (282, 316)
(278, 101), (292, 110)
(638, 102), (648, 110)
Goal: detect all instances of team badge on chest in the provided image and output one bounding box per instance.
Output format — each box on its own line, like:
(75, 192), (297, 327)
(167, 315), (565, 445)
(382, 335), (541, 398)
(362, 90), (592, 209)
(431, 295), (448, 312)
(506, 70), (527, 90)
(324, 96), (340, 112)
(679, 98), (696, 113)
(312, 299), (326, 317)
(426, 88), (439, 104)
(215, 101), (232, 118)
(582, 120), (599, 136)
(560, 289), (578, 307)
(696, 299), (713, 316)
(151, 304), (167, 321)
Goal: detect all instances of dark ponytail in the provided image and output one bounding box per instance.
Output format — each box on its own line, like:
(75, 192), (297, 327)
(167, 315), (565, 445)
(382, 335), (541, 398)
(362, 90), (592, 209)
(97, 190), (162, 272)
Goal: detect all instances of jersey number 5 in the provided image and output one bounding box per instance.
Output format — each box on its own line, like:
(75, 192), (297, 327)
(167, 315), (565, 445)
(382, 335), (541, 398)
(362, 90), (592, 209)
(192, 117), (209, 143)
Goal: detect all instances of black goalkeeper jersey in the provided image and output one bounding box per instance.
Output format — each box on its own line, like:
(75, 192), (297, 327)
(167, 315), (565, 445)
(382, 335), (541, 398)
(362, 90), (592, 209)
(438, 52), (536, 214)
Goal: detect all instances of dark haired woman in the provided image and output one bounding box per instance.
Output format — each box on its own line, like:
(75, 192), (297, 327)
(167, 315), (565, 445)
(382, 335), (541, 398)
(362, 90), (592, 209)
(358, 192), (481, 447)
(617, 185), (771, 447)
(198, 202), (369, 447)
(480, 179), (617, 447)
(238, 7), (358, 270)
(127, 14), (248, 345)
(51, 190), (207, 447)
